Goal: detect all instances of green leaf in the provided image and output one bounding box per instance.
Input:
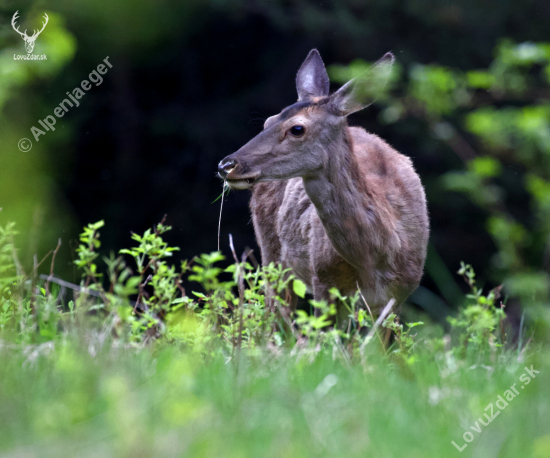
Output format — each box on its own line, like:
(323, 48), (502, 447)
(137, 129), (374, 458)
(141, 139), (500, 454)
(466, 70), (495, 89)
(171, 297), (186, 304)
(293, 279), (307, 298)
(468, 156), (502, 178)
(407, 322), (424, 328)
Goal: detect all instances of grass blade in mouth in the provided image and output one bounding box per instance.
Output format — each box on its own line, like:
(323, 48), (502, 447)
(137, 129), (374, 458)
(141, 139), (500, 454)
(217, 179), (228, 252)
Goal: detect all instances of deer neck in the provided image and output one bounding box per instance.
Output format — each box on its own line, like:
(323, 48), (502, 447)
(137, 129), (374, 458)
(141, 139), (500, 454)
(302, 127), (382, 270)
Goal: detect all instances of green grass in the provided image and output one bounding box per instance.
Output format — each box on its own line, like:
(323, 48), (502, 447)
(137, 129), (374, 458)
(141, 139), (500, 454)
(1, 221), (550, 458)
(1, 340), (549, 457)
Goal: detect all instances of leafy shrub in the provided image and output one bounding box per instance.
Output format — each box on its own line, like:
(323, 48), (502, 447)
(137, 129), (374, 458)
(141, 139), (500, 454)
(0, 219), (527, 369)
(447, 262), (506, 356)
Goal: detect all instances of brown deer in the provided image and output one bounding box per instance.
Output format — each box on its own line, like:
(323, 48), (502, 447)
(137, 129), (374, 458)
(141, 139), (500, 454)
(218, 50), (429, 316)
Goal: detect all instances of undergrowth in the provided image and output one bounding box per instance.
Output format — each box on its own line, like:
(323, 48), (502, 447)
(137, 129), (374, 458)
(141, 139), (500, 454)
(0, 219), (518, 366)
(1, 220), (547, 458)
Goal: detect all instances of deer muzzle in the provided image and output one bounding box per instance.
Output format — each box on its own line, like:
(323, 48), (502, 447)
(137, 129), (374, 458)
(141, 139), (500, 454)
(217, 156), (259, 189)
(218, 158), (236, 177)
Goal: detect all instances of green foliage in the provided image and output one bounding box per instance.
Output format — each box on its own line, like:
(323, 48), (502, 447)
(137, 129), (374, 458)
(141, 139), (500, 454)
(74, 220), (105, 280)
(382, 313), (424, 361)
(0, 222), (22, 331)
(0, 7), (548, 454)
(188, 251), (226, 292)
(0, 220), (528, 364)
(0, 225), (545, 458)
(119, 222), (180, 274)
(0, 220), (547, 457)
(448, 262), (506, 353)
(0, 11), (78, 272)
(0, 221), (21, 297)
(409, 64), (466, 115)
(0, 338), (547, 458)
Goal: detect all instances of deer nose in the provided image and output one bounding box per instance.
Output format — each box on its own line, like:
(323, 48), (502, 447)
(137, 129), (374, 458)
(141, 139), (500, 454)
(218, 158), (237, 178)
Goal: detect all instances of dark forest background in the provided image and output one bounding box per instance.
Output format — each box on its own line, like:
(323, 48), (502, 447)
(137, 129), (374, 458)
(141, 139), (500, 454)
(1, 0), (550, 324)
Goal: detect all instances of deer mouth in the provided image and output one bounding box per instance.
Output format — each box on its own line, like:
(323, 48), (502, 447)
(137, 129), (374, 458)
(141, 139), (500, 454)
(224, 172), (260, 189)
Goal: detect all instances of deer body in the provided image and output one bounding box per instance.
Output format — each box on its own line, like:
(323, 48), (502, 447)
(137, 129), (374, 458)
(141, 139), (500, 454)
(219, 50), (429, 311)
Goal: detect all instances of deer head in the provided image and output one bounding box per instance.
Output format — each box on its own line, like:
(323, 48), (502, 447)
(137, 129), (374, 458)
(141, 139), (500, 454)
(11, 11), (49, 54)
(218, 49), (394, 189)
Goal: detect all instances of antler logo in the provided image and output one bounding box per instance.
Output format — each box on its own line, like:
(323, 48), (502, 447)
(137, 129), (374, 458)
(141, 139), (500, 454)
(11, 11), (49, 54)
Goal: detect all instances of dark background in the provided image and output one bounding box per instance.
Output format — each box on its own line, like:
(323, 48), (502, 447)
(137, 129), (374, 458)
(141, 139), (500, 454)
(1, 0), (549, 320)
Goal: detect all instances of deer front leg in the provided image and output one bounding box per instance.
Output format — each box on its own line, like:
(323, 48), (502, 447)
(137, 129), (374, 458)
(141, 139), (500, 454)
(265, 266), (298, 322)
(312, 275), (330, 318)
(312, 275), (352, 328)
(312, 275), (329, 301)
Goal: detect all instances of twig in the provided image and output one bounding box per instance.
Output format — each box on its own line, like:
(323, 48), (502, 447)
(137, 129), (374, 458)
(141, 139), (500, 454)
(40, 274), (102, 297)
(30, 254), (38, 314)
(383, 327), (392, 348)
(39, 274), (148, 313)
(517, 311), (525, 362)
(359, 298), (396, 358)
(229, 234), (246, 353)
(357, 282), (386, 350)
(135, 274), (152, 313)
(246, 248), (260, 269)
(518, 335), (533, 362)
(45, 238), (62, 295)
(333, 333), (351, 368)
(9, 232), (26, 278)
(499, 301), (506, 345)
(156, 214), (168, 232)
(257, 263), (300, 343)
(231, 237), (296, 344)
(175, 275), (186, 298)
(228, 233), (240, 265)
(35, 249), (52, 270)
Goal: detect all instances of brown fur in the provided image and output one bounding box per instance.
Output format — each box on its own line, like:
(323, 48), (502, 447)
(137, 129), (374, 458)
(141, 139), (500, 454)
(219, 50), (429, 312)
(248, 126), (428, 311)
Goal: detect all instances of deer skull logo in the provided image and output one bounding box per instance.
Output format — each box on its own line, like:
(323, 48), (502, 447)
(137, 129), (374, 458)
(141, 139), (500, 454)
(11, 11), (49, 54)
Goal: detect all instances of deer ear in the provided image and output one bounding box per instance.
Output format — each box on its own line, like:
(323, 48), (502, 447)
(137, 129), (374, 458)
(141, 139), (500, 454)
(296, 49), (330, 101)
(329, 52), (395, 117)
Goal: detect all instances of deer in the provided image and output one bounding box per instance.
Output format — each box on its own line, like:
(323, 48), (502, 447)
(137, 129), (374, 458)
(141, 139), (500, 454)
(11, 11), (49, 54)
(218, 49), (429, 320)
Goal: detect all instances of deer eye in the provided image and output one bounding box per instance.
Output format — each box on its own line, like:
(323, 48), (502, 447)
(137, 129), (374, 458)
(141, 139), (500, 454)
(289, 125), (305, 137)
